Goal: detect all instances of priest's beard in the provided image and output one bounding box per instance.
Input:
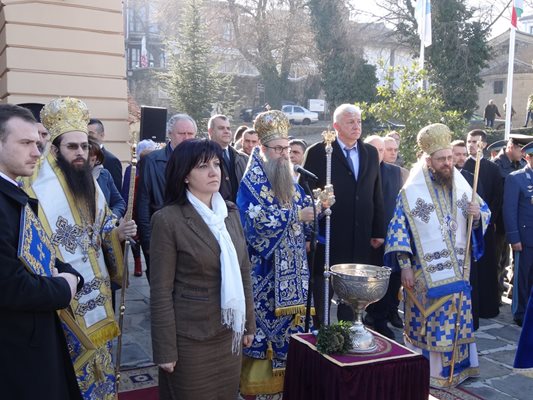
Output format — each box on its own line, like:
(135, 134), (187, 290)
(432, 165), (454, 189)
(262, 154), (295, 206)
(56, 152), (96, 222)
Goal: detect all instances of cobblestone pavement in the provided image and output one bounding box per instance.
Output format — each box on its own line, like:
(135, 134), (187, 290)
(117, 263), (533, 399)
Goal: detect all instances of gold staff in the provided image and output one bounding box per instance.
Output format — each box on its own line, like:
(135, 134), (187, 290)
(115, 142), (137, 390)
(448, 141), (482, 383)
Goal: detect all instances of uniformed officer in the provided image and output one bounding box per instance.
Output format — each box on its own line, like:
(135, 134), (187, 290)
(487, 139), (507, 161)
(503, 141), (533, 327)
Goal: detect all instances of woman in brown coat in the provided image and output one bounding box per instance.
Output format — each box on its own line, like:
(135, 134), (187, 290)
(150, 139), (255, 399)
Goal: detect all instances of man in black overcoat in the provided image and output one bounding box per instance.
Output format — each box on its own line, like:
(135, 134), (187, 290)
(302, 104), (385, 326)
(0, 104), (83, 400)
(464, 129), (503, 318)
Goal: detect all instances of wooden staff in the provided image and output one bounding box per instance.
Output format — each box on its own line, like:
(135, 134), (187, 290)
(115, 142), (137, 390)
(448, 142), (482, 383)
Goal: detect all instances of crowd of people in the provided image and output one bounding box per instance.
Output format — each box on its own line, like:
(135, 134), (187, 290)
(2, 97), (533, 400)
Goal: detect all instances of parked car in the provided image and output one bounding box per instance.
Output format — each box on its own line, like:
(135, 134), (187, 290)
(368, 119), (405, 133)
(468, 114), (505, 130)
(282, 105), (319, 125)
(239, 106), (265, 123)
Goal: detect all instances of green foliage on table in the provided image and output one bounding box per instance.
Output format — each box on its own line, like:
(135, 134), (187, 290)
(316, 321), (353, 355)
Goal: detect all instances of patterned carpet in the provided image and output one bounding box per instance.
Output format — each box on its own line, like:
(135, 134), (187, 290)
(430, 386), (484, 400)
(116, 365), (483, 400)
(118, 365), (158, 400)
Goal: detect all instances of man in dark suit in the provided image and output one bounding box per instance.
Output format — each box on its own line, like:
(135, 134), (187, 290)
(503, 141), (533, 326)
(464, 129), (503, 318)
(136, 113), (197, 280)
(0, 104), (83, 399)
(493, 138), (528, 301)
(363, 135), (403, 338)
(88, 118), (123, 190)
(302, 104), (385, 326)
(208, 114), (248, 202)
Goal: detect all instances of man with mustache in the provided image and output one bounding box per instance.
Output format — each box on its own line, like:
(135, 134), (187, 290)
(237, 110), (314, 395)
(384, 123), (490, 388)
(25, 97), (137, 399)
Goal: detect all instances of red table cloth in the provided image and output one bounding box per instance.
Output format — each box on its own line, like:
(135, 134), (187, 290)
(283, 332), (429, 400)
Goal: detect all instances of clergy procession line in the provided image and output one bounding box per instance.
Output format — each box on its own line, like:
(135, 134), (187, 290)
(1, 99), (533, 400)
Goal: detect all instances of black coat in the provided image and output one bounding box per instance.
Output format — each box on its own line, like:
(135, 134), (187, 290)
(136, 145), (172, 255)
(463, 156), (502, 318)
(0, 177), (83, 400)
(219, 146), (248, 202)
(303, 139), (385, 265)
(381, 162), (403, 228)
(103, 146), (123, 192)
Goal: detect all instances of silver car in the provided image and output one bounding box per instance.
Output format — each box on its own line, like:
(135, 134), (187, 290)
(282, 105), (319, 125)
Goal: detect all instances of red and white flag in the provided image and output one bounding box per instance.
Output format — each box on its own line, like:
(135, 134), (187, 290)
(140, 36), (148, 68)
(512, 0), (524, 28)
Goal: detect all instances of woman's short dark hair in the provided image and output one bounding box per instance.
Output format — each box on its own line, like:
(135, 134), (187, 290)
(88, 137), (105, 165)
(164, 138), (223, 205)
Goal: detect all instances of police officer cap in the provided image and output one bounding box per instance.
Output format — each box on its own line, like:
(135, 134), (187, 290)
(522, 141), (533, 155)
(486, 140), (506, 152)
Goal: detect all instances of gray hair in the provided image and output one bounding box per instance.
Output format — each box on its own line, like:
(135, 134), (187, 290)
(383, 136), (397, 145)
(207, 114), (229, 131)
(333, 104), (362, 123)
(136, 139), (157, 156)
(364, 135), (384, 145)
(167, 113), (197, 135)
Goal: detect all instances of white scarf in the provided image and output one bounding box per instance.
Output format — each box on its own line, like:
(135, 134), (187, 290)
(187, 190), (246, 353)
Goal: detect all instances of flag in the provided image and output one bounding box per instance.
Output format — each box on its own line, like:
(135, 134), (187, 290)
(512, 0), (524, 28)
(140, 36), (148, 68)
(416, 0), (432, 47)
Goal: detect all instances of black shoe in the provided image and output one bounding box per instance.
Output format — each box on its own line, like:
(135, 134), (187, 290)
(388, 311), (404, 329)
(374, 322), (395, 340)
(363, 313), (375, 327)
(514, 318), (523, 327)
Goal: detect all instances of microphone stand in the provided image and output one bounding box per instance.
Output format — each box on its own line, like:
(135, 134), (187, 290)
(302, 176), (318, 332)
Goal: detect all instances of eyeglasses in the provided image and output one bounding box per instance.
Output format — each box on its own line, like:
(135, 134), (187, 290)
(61, 143), (90, 151)
(432, 155), (454, 164)
(264, 145), (290, 154)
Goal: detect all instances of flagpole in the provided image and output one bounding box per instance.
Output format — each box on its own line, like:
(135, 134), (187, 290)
(505, 27), (517, 140)
(419, 0), (426, 88)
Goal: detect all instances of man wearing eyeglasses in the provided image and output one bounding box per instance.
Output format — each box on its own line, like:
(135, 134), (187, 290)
(302, 104), (385, 328)
(208, 114), (248, 201)
(385, 123), (490, 388)
(237, 110), (314, 395)
(25, 98), (137, 399)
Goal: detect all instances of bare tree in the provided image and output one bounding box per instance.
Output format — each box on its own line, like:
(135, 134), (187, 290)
(225, 0), (314, 109)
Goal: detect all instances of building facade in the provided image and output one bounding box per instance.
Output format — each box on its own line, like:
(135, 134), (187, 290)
(0, 0), (129, 161)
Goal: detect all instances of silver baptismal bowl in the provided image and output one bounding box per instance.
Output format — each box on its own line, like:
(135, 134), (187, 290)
(330, 263), (392, 353)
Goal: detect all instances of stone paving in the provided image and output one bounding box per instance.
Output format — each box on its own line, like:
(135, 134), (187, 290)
(116, 263), (533, 399)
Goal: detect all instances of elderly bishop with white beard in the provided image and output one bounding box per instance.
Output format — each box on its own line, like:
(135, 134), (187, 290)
(237, 110), (314, 395)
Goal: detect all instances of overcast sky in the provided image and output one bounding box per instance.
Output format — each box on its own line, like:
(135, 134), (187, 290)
(351, 1), (531, 38)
